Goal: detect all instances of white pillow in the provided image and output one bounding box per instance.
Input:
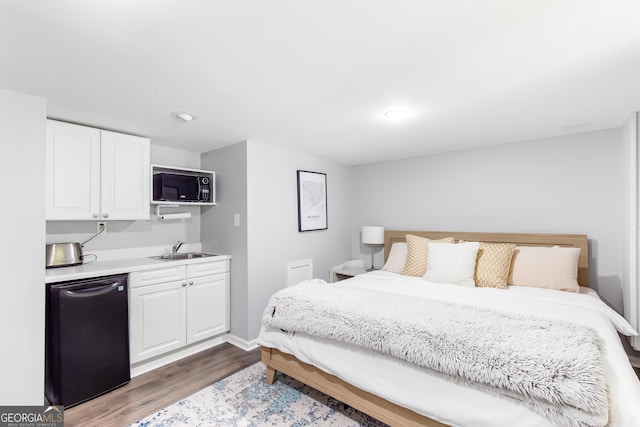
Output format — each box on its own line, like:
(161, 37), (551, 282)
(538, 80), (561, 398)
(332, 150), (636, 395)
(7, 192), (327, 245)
(382, 242), (407, 274)
(423, 241), (480, 286)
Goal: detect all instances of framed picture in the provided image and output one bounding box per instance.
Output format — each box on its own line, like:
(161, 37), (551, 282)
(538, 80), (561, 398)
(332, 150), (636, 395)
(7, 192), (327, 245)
(297, 170), (328, 232)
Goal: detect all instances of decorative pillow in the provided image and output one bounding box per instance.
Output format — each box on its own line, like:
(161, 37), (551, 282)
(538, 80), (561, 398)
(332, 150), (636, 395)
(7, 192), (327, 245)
(507, 246), (580, 292)
(423, 241), (480, 286)
(402, 235), (455, 277)
(382, 242), (407, 274)
(475, 242), (516, 289)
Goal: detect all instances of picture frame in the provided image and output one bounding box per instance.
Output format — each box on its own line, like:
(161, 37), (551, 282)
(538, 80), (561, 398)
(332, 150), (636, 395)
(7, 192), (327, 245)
(297, 170), (328, 232)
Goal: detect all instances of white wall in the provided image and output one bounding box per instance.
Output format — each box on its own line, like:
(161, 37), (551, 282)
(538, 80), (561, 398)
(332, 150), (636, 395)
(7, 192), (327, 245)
(352, 129), (625, 312)
(152, 145), (201, 170)
(621, 113), (639, 349)
(246, 141), (352, 340)
(45, 144), (202, 251)
(201, 142), (249, 340)
(0, 88), (46, 404)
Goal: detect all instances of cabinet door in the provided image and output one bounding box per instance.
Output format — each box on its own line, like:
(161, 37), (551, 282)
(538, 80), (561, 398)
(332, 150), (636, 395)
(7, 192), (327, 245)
(100, 130), (150, 220)
(186, 273), (229, 345)
(130, 280), (186, 363)
(46, 120), (101, 220)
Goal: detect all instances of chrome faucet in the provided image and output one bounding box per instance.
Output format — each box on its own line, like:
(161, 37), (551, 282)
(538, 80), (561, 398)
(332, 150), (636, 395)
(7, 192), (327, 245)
(172, 241), (183, 254)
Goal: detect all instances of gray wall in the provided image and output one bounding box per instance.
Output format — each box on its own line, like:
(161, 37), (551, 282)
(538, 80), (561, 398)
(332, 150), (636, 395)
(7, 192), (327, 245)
(351, 129), (625, 313)
(246, 141), (352, 339)
(46, 144), (202, 251)
(0, 88), (46, 404)
(201, 142), (249, 339)
(621, 113), (639, 348)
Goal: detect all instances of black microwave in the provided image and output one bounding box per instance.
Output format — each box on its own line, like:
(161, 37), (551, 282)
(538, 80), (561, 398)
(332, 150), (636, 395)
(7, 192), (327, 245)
(153, 173), (211, 202)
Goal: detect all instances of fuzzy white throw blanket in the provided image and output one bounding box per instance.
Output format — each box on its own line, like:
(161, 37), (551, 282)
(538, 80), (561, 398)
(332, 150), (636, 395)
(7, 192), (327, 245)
(262, 281), (609, 427)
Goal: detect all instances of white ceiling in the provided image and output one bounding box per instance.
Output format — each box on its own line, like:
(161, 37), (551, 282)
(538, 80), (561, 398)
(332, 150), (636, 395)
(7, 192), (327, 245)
(2, 1), (640, 165)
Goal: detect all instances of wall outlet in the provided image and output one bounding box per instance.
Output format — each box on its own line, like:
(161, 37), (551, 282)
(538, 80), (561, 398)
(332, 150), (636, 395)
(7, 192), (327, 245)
(233, 213), (240, 227)
(97, 222), (106, 233)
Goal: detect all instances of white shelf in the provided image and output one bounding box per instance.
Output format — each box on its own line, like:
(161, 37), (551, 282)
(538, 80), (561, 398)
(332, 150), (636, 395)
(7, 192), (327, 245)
(152, 164), (212, 176)
(151, 164), (216, 205)
(151, 201), (215, 206)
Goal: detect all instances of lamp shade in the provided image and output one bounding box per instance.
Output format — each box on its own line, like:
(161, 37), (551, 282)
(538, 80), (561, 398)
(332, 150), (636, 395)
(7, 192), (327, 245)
(362, 226), (385, 245)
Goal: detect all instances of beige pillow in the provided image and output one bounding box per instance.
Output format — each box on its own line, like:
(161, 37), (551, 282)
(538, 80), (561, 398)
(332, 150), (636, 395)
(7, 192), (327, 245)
(402, 234), (455, 277)
(507, 246), (580, 292)
(382, 242), (408, 274)
(474, 242), (516, 289)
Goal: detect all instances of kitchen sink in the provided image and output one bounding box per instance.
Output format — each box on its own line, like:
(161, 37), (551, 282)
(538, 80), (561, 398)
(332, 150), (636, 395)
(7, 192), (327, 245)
(150, 252), (219, 261)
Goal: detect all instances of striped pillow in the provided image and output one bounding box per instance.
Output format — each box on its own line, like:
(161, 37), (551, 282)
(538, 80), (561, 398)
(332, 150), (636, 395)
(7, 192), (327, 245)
(474, 242), (516, 289)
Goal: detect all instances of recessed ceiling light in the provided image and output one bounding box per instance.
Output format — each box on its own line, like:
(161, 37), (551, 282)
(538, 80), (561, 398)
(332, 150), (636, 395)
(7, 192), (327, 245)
(175, 112), (195, 122)
(385, 109), (408, 120)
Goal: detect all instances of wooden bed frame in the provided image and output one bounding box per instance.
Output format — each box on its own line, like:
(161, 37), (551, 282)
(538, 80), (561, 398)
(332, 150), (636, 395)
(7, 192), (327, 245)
(262, 230), (590, 427)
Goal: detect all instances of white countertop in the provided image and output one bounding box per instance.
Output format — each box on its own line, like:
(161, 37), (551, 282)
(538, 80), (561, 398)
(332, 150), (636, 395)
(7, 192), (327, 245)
(45, 253), (231, 284)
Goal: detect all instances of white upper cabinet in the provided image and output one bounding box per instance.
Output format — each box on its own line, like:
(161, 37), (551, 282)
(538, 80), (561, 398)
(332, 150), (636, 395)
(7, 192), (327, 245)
(100, 130), (150, 220)
(46, 120), (101, 220)
(46, 120), (150, 220)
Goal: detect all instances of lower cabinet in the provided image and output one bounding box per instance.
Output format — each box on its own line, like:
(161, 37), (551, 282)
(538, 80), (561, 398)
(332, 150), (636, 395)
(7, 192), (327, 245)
(130, 279), (187, 361)
(129, 260), (230, 364)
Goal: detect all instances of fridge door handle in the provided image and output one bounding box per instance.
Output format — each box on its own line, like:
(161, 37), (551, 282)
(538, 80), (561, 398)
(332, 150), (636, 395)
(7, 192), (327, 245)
(63, 282), (123, 297)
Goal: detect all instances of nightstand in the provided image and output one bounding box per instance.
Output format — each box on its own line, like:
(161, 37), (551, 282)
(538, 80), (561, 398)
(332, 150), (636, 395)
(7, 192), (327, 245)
(333, 266), (366, 281)
(330, 260), (366, 282)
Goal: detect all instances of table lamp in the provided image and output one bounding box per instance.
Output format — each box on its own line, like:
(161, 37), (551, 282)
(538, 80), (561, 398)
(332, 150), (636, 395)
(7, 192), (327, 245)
(362, 226), (385, 270)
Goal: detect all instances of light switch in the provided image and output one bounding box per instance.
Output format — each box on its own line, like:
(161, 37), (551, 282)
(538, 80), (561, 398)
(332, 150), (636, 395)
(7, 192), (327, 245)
(234, 213), (240, 227)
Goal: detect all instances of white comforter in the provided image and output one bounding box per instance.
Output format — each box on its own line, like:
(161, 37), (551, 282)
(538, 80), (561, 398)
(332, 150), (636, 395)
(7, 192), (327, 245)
(257, 271), (640, 427)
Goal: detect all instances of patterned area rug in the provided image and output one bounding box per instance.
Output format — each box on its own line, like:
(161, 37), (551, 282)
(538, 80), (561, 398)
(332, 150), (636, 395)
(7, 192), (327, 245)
(131, 362), (388, 426)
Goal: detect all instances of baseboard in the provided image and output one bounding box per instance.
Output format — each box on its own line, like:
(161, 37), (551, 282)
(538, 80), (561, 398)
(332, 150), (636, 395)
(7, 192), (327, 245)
(130, 334), (258, 378)
(225, 334), (258, 351)
(130, 336), (226, 377)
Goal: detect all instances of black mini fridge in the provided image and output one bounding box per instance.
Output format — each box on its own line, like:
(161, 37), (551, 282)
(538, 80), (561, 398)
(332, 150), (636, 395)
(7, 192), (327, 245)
(45, 274), (130, 408)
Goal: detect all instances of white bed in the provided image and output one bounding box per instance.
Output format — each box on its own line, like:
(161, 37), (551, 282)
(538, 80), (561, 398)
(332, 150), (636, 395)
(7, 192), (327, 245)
(257, 231), (640, 427)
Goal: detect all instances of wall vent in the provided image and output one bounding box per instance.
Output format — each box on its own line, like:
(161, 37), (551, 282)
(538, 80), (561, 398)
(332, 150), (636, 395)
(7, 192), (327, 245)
(287, 259), (313, 287)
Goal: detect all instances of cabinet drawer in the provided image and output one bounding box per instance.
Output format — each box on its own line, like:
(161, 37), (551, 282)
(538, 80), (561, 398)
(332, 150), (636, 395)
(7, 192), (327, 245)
(130, 265), (187, 288)
(187, 260), (229, 278)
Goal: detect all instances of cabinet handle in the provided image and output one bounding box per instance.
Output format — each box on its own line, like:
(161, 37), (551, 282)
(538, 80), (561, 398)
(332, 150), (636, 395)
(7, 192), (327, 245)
(189, 281), (194, 286)
(103, 213), (109, 218)
(93, 213), (99, 218)
(182, 282), (187, 287)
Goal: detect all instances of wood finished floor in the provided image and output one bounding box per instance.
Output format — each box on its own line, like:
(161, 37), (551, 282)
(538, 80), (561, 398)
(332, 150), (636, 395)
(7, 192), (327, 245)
(63, 343), (261, 427)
